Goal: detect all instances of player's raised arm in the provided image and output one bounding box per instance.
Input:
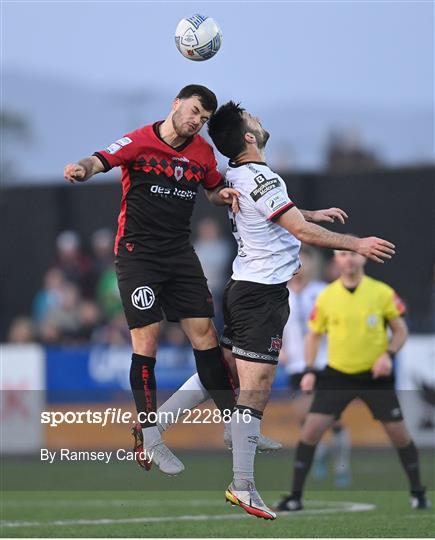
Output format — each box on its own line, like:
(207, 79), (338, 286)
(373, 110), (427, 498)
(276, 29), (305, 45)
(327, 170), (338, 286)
(277, 207), (395, 263)
(64, 156), (105, 183)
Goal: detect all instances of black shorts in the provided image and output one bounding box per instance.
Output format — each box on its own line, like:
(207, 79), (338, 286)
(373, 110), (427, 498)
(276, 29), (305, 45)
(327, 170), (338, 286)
(310, 366), (404, 422)
(115, 244), (214, 329)
(220, 279), (290, 365)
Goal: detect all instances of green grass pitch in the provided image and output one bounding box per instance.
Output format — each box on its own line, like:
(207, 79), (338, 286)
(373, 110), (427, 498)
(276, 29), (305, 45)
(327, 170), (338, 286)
(1, 450), (434, 537)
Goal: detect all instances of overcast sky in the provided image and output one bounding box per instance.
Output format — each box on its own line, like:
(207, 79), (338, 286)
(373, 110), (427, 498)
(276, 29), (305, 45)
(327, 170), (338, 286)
(2, 1), (433, 181)
(3, 1), (433, 108)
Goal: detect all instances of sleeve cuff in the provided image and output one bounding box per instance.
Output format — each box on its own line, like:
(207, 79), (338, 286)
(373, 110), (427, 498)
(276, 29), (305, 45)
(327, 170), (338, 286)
(204, 178), (225, 191)
(93, 152), (111, 173)
(269, 202), (295, 222)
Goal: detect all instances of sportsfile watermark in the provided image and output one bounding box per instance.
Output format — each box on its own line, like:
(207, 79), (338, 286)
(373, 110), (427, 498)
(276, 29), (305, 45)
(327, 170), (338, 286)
(2, 389), (434, 492)
(40, 407), (252, 428)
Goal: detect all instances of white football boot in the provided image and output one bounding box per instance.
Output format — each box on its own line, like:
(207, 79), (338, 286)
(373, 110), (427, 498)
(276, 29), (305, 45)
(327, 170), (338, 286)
(225, 479), (276, 520)
(131, 423), (184, 476)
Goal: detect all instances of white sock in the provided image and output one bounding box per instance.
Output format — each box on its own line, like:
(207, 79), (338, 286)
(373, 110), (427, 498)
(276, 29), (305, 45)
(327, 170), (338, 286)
(231, 409), (260, 485)
(142, 425), (161, 448)
(332, 428), (351, 475)
(157, 373), (210, 431)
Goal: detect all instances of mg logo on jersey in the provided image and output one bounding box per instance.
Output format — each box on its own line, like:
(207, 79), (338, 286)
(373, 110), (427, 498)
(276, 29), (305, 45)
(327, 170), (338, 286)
(174, 166), (184, 182)
(131, 286), (155, 310)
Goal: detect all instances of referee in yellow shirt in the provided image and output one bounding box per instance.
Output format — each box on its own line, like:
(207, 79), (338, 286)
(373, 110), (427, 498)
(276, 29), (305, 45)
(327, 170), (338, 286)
(275, 249), (430, 511)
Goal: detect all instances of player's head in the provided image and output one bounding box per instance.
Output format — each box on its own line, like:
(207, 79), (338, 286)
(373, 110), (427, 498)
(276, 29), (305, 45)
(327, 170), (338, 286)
(208, 101), (270, 159)
(334, 249), (366, 277)
(171, 85), (217, 137)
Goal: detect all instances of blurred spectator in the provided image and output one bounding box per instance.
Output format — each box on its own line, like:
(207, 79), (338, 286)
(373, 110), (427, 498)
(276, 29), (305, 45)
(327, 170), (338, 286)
(325, 129), (381, 172)
(97, 267), (123, 319)
(91, 228), (114, 275)
(92, 312), (130, 346)
(39, 321), (61, 344)
(323, 251), (341, 283)
(76, 300), (102, 343)
(194, 217), (232, 330)
(194, 218), (232, 296)
(42, 282), (82, 344)
(32, 267), (66, 323)
(55, 230), (93, 296)
(7, 317), (36, 343)
(88, 228), (115, 296)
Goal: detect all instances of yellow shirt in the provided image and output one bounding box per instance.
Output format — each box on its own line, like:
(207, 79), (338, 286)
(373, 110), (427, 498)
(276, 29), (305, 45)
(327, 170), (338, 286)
(308, 275), (405, 374)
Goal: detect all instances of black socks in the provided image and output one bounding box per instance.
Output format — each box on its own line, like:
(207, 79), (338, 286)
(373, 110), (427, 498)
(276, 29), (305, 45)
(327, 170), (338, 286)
(291, 442), (317, 498)
(397, 441), (423, 491)
(129, 353), (156, 428)
(194, 346), (236, 413)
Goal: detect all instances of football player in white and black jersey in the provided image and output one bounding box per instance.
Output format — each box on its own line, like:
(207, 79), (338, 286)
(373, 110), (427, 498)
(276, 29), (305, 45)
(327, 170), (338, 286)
(280, 247), (351, 488)
(207, 101), (396, 520)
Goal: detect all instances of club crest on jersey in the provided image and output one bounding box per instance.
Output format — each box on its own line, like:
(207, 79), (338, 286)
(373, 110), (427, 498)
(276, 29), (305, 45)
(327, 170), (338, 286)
(367, 314), (378, 328)
(131, 286), (155, 310)
(268, 335), (282, 353)
(174, 166), (184, 182)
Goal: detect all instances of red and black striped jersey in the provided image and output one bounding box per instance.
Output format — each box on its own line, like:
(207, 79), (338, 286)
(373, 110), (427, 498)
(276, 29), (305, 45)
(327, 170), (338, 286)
(94, 122), (223, 255)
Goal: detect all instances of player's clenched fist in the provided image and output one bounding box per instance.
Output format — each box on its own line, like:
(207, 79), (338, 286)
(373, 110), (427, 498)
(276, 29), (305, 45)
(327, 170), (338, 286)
(64, 163), (86, 183)
(357, 237), (395, 263)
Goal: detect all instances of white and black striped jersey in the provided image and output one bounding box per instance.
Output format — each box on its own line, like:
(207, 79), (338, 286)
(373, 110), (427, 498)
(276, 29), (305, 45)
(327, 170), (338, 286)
(225, 161), (301, 285)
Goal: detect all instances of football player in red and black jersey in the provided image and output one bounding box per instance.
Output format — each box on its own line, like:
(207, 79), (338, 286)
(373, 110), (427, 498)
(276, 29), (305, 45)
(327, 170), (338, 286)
(64, 85), (242, 475)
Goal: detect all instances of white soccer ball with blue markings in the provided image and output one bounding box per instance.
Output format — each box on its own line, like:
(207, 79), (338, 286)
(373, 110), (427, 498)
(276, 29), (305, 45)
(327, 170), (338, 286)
(175, 14), (222, 61)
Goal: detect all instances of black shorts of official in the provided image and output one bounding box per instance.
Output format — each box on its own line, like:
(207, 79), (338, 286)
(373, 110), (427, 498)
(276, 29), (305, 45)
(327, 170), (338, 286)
(220, 279), (290, 365)
(115, 243), (214, 329)
(310, 366), (404, 422)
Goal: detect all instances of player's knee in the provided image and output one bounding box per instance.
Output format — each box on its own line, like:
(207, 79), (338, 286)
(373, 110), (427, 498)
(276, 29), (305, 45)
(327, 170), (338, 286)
(383, 421), (411, 447)
(131, 333), (158, 357)
(130, 323), (160, 356)
(189, 321), (218, 350)
(301, 431), (321, 445)
(301, 421), (327, 445)
(238, 389), (269, 411)
(132, 342), (157, 357)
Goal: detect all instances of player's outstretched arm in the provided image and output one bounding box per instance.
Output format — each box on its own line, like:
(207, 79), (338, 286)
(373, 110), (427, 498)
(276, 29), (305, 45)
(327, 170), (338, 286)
(300, 207), (348, 224)
(64, 156), (105, 183)
(277, 207), (395, 263)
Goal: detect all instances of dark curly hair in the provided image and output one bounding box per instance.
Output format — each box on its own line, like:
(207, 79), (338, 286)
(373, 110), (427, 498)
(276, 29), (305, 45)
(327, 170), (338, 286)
(207, 101), (247, 159)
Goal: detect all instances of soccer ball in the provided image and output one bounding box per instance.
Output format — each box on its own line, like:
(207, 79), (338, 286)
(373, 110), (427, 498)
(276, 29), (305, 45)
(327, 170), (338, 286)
(175, 14), (222, 61)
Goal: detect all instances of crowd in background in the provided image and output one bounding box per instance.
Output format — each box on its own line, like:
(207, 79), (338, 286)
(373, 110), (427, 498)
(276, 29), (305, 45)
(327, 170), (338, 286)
(7, 218), (236, 350)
